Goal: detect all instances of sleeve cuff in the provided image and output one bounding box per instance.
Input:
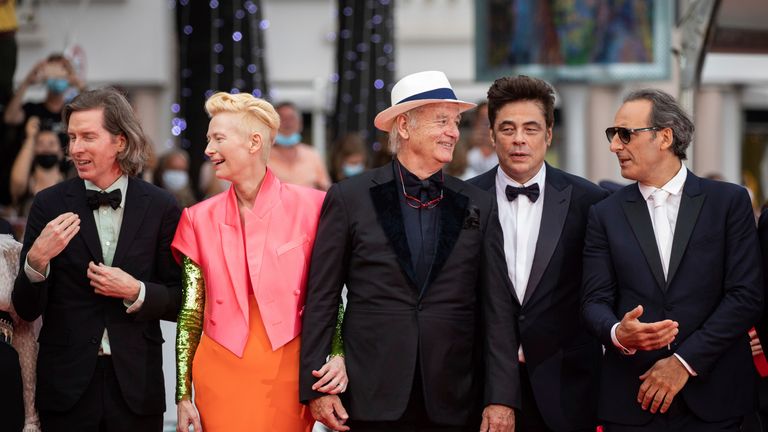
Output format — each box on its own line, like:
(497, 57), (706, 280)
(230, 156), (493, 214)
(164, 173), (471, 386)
(124, 281), (146, 313)
(673, 353), (698, 376)
(611, 322), (637, 355)
(24, 257), (48, 282)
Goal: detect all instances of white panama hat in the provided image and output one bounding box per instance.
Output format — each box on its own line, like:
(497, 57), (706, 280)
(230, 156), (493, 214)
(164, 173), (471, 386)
(374, 70), (476, 131)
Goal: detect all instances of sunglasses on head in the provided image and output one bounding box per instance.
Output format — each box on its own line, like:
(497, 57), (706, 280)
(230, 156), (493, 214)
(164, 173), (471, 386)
(605, 126), (660, 144)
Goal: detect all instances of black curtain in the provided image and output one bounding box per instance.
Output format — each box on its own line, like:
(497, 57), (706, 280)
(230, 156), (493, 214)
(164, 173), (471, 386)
(174, 0), (269, 195)
(332, 0), (395, 162)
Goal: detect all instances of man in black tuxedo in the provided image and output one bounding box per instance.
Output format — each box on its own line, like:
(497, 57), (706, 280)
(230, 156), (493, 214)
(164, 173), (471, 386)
(582, 89), (763, 431)
(12, 88), (181, 431)
(468, 75), (606, 432)
(300, 71), (520, 431)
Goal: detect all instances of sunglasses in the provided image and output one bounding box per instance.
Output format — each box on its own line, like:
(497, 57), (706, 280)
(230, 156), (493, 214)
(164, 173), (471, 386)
(605, 126), (660, 144)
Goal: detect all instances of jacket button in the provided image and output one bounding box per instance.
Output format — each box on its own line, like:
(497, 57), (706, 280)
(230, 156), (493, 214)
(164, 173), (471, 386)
(665, 304), (673, 312)
(209, 319), (216, 326)
(519, 314), (526, 321)
(294, 290), (301, 296)
(216, 299), (223, 304)
(417, 304), (423, 311)
(90, 337), (99, 344)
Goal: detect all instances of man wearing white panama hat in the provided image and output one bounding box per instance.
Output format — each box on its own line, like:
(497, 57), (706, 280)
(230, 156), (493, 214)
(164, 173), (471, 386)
(300, 71), (520, 431)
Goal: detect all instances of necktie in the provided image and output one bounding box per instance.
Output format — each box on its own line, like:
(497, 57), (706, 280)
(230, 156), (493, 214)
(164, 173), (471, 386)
(505, 183), (540, 203)
(86, 189), (122, 210)
(650, 189), (672, 278)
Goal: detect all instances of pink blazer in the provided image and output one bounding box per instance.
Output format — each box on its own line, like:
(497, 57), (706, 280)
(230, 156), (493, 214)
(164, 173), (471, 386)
(171, 169), (325, 356)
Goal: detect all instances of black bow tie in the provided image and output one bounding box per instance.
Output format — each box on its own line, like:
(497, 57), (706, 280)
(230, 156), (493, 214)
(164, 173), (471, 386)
(86, 189), (122, 210)
(505, 183), (540, 203)
(400, 166), (444, 202)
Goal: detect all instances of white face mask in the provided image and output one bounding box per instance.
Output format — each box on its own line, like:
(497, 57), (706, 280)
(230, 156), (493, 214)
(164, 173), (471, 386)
(162, 170), (189, 192)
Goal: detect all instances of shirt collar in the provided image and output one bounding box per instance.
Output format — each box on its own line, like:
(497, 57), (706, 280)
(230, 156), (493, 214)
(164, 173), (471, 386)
(84, 175), (129, 209)
(496, 162), (546, 189)
(638, 163), (687, 201)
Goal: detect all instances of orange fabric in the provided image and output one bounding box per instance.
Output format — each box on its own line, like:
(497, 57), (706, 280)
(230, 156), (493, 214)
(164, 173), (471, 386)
(192, 295), (312, 431)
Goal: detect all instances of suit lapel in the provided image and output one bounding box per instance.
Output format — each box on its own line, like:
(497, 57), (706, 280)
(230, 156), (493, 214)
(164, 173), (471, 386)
(523, 166), (571, 305)
(370, 164), (419, 290)
(64, 179), (103, 263)
(112, 177), (150, 267)
(621, 185), (666, 291)
(667, 172), (704, 285)
(425, 176), (469, 296)
(220, 186), (250, 322)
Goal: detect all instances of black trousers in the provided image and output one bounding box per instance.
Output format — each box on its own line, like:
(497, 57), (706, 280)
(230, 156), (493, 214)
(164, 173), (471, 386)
(0, 342), (24, 432)
(40, 356), (163, 432)
(517, 363), (595, 432)
(603, 397), (741, 432)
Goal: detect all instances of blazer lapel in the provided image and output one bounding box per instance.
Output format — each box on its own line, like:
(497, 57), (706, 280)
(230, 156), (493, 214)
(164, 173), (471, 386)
(425, 176), (469, 296)
(112, 178), (150, 267)
(369, 164), (419, 290)
(621, 185), (667, 291)
(220, 186), (250, 322)
(64, 179), (103, 263)
(667, 172), (704, 285)
(523, 166), (571, 305)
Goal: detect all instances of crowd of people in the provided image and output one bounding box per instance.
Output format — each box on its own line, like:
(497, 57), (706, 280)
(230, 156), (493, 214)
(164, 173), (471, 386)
(1, 58), (768, 432)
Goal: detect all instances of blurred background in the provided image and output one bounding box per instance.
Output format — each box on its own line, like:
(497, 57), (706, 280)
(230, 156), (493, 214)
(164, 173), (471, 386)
(1, 0), (767, 429)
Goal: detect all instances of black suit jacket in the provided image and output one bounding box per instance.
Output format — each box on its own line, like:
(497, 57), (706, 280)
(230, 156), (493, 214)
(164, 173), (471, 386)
(12, 177), (182, 415)
(468, 163), (607, 431)
(300, 162), (520, 425)
(582, 171), (763, 424)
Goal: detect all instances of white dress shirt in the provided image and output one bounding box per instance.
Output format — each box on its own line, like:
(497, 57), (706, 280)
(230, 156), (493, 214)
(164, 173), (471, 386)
(610, 163), (696, 375)
(496, 163), (546, 362)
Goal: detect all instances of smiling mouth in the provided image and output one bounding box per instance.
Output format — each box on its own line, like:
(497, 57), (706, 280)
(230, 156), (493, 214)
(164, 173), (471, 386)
(74, 160), (91, 167)
(212, 159), (225, 166)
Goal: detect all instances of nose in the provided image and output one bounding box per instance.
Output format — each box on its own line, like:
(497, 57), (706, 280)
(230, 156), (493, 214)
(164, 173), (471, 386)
(609, 136), (624, 153)
(445, 122), (459, 140)
(68, 136), (83, 154)
(204, 141), (215, 157)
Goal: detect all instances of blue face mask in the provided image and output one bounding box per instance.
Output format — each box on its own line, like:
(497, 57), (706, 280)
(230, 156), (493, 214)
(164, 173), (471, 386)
(46, 78), (69, 94)
(342, 163), (365, 178)
(275, 133), (301, 147)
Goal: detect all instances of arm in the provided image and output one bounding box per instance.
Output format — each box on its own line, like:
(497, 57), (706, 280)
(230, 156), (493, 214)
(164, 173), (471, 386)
(311, 302), (347, 394)
(175, 256), (204, 432)
(4, 60), (45, 126)
(13, 318), (41, 432)
(10, 117), (39, 203)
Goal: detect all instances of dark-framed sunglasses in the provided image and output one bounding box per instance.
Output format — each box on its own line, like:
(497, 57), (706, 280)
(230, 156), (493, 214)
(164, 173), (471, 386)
(605, 126), (660, 144)
(397, 163), (444, 209)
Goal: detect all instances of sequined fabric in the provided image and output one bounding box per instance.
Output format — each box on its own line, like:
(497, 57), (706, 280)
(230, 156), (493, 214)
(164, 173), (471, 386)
(330, 303), (345, 357)
(176, 255), (205, 402)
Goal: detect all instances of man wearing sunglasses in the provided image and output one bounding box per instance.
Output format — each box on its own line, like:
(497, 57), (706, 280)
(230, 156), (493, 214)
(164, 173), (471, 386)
(300, 71), (519, 431)
(582, 89), (762, 431)
(468, 75), (608, 432)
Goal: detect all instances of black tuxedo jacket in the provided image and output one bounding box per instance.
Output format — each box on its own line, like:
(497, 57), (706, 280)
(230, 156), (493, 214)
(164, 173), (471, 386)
(13, 177), (182, 415)
(468, 163), (607, 431)
(582, 171), (763, 424)
(300, 162), (520, 425)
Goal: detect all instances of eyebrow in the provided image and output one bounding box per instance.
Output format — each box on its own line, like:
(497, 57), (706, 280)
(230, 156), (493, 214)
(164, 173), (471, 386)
(497, 120), (542, 128)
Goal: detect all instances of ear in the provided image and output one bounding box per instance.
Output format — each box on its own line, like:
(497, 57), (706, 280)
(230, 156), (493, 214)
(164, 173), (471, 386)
(395, 114), (410, 141)
(658, 127), (674, 151)
(489, 128), (496, 147)
(114, 134), (126, 152)
(249, 131), (263, 154)
(545, 127), (553, 147)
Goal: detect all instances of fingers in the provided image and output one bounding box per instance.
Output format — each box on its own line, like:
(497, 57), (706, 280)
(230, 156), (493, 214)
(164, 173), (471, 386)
(192, 415), (202, 431)
(332, 397), (349, 422)
(623, 304), (644, 321)
(311, 367), (335, 391)
(649, 386), (666, 413)
(312, 363), (330, 378)
(479, 414), (490, 432)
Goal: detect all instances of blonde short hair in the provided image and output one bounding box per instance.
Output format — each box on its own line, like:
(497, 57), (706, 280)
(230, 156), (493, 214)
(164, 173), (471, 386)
(204, 92), (280, 162)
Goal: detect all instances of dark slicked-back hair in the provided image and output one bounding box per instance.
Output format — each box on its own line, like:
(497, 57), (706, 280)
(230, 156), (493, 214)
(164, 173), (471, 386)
(63, 87), (149, 176)
(623, 88), (694, 160)
(486, 75), (556, 129)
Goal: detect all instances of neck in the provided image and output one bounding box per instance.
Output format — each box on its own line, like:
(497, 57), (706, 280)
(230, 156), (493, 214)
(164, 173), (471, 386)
(45, 94), (64, 112)
(642, 159), (682, 188)
(92, 169), (123, 190)
(396, 154), (442, 180)
(233, 165), (267, 209)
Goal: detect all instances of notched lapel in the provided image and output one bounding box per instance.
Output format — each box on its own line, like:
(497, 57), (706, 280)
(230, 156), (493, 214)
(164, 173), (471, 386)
(65, 180), (103, 263)
(112, 179), (150, 267)
(523, 181), (571, 305)
(667, 177), (704, 285)
(370, 178), (418, 290)
(622, 188), (667, 291)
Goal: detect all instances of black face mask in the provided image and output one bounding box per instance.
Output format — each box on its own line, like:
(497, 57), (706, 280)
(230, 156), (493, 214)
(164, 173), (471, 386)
(34, 154), (60, 170)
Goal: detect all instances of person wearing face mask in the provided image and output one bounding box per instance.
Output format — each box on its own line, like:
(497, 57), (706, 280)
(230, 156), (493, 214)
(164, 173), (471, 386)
(154, 149), (197, 208)
(268, 102), (332, 190)
(10, 116), (65, 217)
(330, 133), (369, 182)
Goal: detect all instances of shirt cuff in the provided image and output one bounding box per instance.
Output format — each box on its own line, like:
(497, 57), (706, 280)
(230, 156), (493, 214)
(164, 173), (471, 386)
(611, 322), (637, 355)
(24, 257), (48, 282)
(673, 353), (697, 376)
(124, 281), (146, 313)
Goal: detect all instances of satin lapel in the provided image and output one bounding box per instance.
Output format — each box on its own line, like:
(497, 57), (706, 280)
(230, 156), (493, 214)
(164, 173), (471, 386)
(523, 173), (571, 306)
(425, 176), (469, 296)
(220, 187), (249, 321)
(112, 178), (150, 267)
(370, 165), (418, 290)
(621, 186), (666, 291)
(64, 179), (103, 263)
(667, 173), (704, 286)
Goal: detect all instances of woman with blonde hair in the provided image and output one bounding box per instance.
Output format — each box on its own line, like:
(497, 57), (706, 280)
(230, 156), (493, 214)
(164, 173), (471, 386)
(173, 92), (345, 431)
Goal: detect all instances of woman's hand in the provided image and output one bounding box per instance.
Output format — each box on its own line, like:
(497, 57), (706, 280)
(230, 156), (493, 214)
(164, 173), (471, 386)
(25, 116), (40, 141)
(312, 355), (348, 394)
(177, 399), (202, 432)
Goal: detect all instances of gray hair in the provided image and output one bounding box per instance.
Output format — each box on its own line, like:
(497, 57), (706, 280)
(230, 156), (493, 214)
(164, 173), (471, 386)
(623, 89), (694, 160)
(387, 106), (425, 153)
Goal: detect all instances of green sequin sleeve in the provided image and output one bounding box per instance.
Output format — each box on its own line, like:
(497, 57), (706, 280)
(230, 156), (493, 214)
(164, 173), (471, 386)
(175, 255), (205, 403)
(330, 302), (345, 357)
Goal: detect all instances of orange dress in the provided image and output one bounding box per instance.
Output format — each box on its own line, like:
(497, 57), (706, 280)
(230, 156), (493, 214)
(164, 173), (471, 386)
(191, 294), (312, 431)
